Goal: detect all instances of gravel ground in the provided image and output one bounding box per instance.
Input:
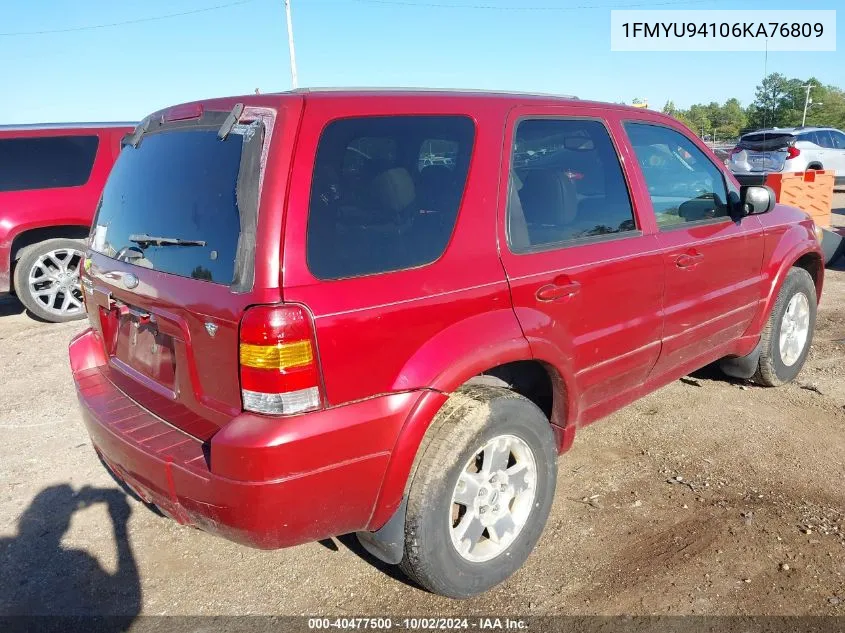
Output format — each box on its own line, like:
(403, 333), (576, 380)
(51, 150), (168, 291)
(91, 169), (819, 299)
(1, 195), (843, 618)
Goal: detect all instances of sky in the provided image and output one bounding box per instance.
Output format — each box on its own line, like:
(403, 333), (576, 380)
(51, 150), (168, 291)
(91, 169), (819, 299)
(1, 0), (842, 124)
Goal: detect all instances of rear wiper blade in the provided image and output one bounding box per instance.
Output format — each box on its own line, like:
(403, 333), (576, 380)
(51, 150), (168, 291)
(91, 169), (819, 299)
(128, 234), (207, 248)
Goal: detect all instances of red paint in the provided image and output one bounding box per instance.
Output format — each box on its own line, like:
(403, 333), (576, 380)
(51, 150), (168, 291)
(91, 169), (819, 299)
(0, 123), (132, 293)
(71, 91), (823, 550)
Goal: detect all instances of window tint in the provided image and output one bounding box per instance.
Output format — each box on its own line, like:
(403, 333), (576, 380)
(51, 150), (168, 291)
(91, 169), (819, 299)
(830, 130), (845, 150)
(418, 138), (458, 171)
(91, 127), (256, 285)
(342, 137), (397, 177)
(813, 130), (834, 149)
(507, 119), (636, 252)
(625, 123), (728, 228)
(0, 135), (99, 192)
(307, 116), (474, 280)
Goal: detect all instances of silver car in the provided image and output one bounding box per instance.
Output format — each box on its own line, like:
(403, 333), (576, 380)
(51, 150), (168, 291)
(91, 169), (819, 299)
(729, 126), (845, 185)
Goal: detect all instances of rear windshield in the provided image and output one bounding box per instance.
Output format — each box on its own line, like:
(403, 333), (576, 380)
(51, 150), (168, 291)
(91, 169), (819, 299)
(739, 133), (795, 150)
(91, 126), (254, 286)
(307, 115), (475, 280)
(0, 135), (99, 192)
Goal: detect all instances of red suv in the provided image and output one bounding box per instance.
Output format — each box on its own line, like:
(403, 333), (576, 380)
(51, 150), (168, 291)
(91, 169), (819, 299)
(70, 91), (824, 598)
(0, 123), (132, 322)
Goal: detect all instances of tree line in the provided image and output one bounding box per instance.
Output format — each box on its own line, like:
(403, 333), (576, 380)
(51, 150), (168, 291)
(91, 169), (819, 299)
(659, 73), (845, 142)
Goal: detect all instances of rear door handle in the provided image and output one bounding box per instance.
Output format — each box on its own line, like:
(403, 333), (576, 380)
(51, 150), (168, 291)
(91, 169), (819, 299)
(536, 280), (581, 302)
(675, 252), (704, 269)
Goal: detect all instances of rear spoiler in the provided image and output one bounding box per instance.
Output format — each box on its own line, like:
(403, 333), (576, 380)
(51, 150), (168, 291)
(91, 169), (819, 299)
(122, 103), (245, 148)
(738, 135), (795, 152)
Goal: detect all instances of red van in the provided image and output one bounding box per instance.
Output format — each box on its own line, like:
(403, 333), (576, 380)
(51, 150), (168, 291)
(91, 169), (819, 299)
(70, 90), (823, 597)
(0, 123), (133, 322)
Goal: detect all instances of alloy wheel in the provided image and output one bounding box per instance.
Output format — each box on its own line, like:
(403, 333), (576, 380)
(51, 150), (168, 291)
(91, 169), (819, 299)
(449, 434), (537, 563)
(27, 248), (85, 318)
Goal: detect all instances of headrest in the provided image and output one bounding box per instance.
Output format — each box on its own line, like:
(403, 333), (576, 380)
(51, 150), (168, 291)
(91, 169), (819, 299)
(519, 169), (577, 225)
(419, 165), (454, 187)
(371, 167), (415, 212)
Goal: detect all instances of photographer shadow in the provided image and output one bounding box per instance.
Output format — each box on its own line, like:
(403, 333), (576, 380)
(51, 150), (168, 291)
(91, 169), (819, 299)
(0, 484), (141, 630)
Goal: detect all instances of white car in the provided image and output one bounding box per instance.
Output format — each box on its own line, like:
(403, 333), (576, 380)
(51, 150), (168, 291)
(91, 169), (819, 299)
(729, 127), (845, 185)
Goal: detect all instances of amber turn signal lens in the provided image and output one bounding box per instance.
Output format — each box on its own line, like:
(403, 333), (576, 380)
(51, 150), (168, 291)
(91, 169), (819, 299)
(240, 340), (314, 370)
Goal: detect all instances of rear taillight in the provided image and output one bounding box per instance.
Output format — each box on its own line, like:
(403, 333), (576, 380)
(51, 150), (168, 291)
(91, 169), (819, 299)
(787, 146), (801, 159)
(239, 305), (324, 416)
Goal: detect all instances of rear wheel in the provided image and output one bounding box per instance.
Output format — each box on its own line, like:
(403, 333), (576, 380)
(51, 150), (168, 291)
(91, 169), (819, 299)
(399, 385), (557, 598)
(753, 267), (816, 386)
(13, 238), (86, 323)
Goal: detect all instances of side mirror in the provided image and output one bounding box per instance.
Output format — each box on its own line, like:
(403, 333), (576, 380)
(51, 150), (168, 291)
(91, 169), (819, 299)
(740, 185), (776, 215)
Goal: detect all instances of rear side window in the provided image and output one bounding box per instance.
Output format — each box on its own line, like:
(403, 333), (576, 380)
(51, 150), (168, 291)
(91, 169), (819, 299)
(812, 130), (834, 149)
(507, 118), (636, 252)
(91, 125), (260, 286)
(418, 138), (458, 171)
(625, 123), (728, 228)
(0, 135), (99, 192)
(307, 116), (474, 280)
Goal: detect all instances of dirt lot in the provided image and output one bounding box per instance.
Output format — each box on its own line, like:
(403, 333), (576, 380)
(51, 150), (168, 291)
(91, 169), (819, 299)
(1, 196), (843, 619)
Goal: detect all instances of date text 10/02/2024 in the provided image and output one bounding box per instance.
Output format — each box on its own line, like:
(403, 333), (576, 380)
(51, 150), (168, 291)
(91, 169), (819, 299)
(307, 618), (529, 630)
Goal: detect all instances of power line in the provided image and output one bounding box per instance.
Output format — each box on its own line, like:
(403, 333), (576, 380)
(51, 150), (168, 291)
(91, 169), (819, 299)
(0, 0), (260, 37)
(350, 0), (734, 10)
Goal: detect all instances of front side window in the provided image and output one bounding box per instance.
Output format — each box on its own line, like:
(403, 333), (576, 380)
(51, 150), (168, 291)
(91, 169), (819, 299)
(307, 115), (475, 280)
(507, 118), (636, 252)
(624, 123), (729, 228)
(0, 135), (99, 192)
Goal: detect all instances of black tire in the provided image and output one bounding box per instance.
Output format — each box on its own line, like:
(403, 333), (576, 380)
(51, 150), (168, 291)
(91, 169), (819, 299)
(399, 385), (557, 598)
(13, 238), (87, 323)
(753, 267), (817, 387)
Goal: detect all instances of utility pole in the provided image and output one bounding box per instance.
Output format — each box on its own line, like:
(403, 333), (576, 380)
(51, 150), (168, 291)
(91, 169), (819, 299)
(284, 0), (299, 89)
(801, 82), (813, 127)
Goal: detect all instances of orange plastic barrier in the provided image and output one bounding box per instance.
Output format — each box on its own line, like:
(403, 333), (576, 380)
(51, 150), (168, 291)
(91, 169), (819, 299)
(765, 170), (835, 228)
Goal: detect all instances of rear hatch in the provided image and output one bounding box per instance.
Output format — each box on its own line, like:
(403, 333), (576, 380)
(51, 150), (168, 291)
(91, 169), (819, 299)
(732, 132), (796, 173)
(83, 105), (277, 440)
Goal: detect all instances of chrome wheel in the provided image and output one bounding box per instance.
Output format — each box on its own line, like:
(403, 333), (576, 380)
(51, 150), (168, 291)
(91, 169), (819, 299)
(779, 292), (810, 367)
(449, 434), (537, 563)
(27, 248), (84, 318)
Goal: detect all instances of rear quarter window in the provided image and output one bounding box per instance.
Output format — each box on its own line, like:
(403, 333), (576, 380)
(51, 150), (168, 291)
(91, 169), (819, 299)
(0, 135), (99, 192)
(306, 115), (475, 280)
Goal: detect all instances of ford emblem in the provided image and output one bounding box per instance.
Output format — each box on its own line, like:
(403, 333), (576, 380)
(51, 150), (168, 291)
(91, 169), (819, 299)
(123, 273), (139, 290)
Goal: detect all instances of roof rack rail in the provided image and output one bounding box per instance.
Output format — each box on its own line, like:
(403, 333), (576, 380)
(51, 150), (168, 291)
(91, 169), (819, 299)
(0, 121), (137, 132)
(284, 87), (579, 99)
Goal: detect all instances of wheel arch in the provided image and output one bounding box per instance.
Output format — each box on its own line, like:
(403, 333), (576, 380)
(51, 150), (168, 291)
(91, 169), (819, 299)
(793, 251), (823, 301)
(370, 357), (570, 532)
(9, 225), (90, 290)
(746, 240), (824, 340)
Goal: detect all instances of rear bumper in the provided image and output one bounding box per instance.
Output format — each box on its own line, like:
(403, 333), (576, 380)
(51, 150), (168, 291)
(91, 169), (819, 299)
(70, 328), (418, 549)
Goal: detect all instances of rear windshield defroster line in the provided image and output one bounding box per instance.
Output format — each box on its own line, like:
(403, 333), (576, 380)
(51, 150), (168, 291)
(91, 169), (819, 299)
(92, 111), (263, 291)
